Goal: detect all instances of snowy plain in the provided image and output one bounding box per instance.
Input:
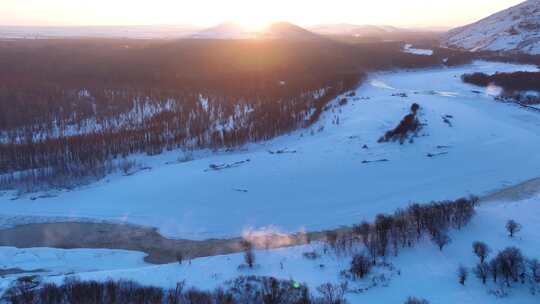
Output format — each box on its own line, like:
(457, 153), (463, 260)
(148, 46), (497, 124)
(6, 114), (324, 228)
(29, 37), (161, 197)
(1, 194), (539, 303)
(1, 61), (540, 240)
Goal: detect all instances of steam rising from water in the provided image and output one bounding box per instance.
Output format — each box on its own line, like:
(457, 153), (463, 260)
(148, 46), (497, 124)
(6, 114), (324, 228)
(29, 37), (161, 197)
(241, 226), (308, 249)
(486, 83), (503, 96)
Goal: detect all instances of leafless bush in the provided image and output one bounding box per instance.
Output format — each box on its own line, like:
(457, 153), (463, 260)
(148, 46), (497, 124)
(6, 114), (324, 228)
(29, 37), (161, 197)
(404, 297), (430, 304)
(505, 220), (521, 238)
(350, 253), (372, 279)
(240, 240), (255, 269)
(458, 265), (468, 285)
(316, 283), (348, 304)
(432, 230), (451, 251)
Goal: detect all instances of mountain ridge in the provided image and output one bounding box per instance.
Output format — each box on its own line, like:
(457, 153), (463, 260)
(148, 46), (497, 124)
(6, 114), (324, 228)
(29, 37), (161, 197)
(191, 21), (323, 40)
(442, 0), (540, 54)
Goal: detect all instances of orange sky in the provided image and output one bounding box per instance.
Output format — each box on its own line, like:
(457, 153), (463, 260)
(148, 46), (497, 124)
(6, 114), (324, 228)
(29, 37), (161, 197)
(1, 0), (525, 28)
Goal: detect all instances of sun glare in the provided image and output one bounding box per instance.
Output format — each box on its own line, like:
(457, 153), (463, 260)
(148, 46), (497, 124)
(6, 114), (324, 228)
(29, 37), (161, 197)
(230, 15), (273, 31)
(237, 20), (271, 31)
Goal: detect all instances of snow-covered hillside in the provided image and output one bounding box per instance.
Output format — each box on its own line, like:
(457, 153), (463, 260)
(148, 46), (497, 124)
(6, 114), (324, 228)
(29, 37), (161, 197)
(1, 61), (540, 241)
(2, 194), (539, 303)
(442, 0), (540, 54)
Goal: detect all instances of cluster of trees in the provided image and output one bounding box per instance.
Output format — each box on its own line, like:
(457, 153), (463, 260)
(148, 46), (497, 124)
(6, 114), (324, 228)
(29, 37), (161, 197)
(467, 244), (540, 290)
(378, 103), (422, 144)
(456, 220), (539, 293)
(325, 197), (478, 265)
(451, 218), (540, 298)
(4, 276), (349, 304)
(462, 71), (540, 92)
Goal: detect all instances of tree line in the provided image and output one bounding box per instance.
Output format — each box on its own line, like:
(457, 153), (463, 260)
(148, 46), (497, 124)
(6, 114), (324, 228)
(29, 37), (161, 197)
(462, 71), (540, 92)
(323, 196), (478, 266)
(4, 275), (350, 304)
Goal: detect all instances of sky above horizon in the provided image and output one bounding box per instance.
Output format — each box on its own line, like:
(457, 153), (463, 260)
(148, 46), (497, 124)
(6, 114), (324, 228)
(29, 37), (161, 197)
(1, 0), (525, 28)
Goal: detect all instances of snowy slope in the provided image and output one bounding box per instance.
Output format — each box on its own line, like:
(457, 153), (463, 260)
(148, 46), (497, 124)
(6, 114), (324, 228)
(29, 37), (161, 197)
(442, 0), (540, 54)
(2, 194), (539, 303)
(1, 61), (540, 240)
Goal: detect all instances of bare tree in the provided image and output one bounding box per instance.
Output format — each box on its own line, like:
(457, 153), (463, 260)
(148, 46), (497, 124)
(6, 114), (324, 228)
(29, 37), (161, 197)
(491, 247), (525, 286)
(529, 258), (540, 283)
(350, 253), (372, 279)
(529, 259), (540, 283)
(505, 220), (521, 238)
(316, 283), (347, 304)
(176, 252), (184, 265)
(458, 266), (468, 285)
(432, 231), (451, 251)
(489, 259), (499, 283)
(326, 231), (339, 250)
(473, 262), (489, 284)
(472, 241), (490, 263)
(241, 240), (255, 268)
(353, 221), (371, 247)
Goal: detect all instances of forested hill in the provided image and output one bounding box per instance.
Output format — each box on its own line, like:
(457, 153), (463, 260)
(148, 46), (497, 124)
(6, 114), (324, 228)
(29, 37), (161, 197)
(0, 38), (462, 191)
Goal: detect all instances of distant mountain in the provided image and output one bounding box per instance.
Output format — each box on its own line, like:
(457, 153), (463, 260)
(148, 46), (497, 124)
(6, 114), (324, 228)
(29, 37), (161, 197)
(192, 22), (322, 40)
(308, 23), (402, 37)
(0, 25), (202, 39)
(261, 22), (323, 40)
(442, 0), (540, 54)
(191, 22), (256, 39)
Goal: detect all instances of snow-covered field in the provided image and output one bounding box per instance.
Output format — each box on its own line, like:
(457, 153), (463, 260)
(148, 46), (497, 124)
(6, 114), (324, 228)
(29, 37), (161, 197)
(1, 61), (540, 240)
(1, 194), (539, 303)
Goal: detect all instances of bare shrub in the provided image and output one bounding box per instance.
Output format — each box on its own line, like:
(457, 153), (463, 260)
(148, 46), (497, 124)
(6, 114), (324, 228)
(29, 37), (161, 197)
(350, 254), (372, 279)
(241, 240), (255, 269)
(404, 297), (430, 304)
(458, 265), (468, 285)
(316, 283), (348, 304)
(505, 220), (521, 238)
